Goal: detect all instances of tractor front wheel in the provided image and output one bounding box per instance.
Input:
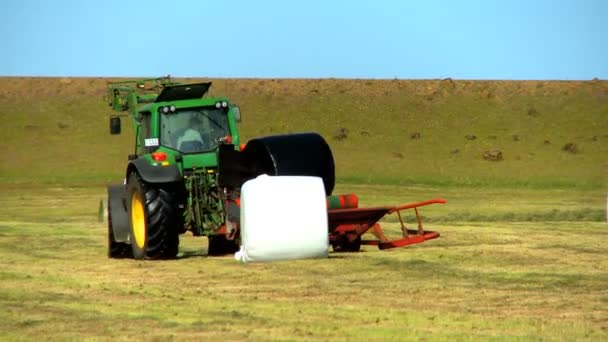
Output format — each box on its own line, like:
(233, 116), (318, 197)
(108, 209), (132, 258)
(127, 173), (181, 259)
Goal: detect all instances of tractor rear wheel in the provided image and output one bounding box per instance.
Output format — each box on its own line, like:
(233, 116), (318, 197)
(127, 173), (181, 259)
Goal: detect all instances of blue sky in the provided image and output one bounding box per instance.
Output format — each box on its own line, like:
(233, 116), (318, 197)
(1, 0), (606, 80)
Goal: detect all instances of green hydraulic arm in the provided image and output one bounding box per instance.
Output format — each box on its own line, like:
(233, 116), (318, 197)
(104, 76), (178, 120)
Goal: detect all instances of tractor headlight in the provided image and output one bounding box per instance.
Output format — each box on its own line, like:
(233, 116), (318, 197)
(159, 105), (176, 114)
(215, 102), (222, 109)
(221, 101), (228, 108)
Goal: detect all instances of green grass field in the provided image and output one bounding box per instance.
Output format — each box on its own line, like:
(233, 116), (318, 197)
(0, 77), (607, 340)
(0, 185), (606, 340)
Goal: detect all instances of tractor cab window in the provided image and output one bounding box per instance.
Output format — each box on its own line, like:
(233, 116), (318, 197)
(160, 107), (229, 153)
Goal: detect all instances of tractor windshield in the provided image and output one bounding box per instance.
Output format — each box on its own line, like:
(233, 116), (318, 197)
(160, 107), (230, 153)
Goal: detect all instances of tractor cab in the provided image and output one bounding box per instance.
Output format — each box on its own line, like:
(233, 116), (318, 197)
(107, 78), (242, 172)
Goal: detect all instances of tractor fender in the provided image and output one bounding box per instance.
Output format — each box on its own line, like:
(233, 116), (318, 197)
(107, 184), (130, 242)
(126, 158), (182, 184)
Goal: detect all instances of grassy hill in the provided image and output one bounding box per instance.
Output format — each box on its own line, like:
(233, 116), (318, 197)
(1, 77), (606, 189)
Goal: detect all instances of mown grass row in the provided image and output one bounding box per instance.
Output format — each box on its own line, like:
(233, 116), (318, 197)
(390, 208), (605, 223)
(1, 184), (605, 225)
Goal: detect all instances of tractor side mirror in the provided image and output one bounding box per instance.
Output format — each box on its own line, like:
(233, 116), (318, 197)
(232, 106), (241, 122)
(110, 116), (121, 135)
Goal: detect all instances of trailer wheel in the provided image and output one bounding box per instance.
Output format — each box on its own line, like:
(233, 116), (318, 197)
(127, 173), (180, 259)
(331, 235), (361, 252)
(208, 235), (239, 256)
(108, 210), (132, 258)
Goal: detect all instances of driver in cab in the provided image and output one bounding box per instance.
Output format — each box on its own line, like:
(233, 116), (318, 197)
(177, 116), (205, 152)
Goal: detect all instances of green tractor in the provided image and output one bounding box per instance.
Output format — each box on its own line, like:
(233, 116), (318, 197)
(105, 77), (335, 259)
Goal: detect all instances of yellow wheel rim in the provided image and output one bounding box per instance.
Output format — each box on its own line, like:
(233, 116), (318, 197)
(131, 193), (146, 249)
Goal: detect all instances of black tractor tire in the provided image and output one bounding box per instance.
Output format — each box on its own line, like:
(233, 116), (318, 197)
(127, 172), (182, 259)
(331, 235), (362, 253)
(108, 209), (133, 259)
(208, 235), (239, 256)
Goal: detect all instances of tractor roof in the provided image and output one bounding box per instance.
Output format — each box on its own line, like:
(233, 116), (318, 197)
(155, 82), (212, 103)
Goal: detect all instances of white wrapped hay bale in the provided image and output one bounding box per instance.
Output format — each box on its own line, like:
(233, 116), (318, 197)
(235, 175), (329, 262)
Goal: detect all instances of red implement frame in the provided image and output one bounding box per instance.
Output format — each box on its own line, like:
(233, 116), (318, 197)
(327, 198), (446, 250)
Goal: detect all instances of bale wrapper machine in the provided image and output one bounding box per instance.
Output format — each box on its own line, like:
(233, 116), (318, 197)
(104, 77), (446, 259)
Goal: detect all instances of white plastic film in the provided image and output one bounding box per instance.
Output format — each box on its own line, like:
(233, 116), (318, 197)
(235, 175), (329, 262)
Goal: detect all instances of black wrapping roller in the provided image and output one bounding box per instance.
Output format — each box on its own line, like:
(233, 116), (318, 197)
(218, 132), (335, 195)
